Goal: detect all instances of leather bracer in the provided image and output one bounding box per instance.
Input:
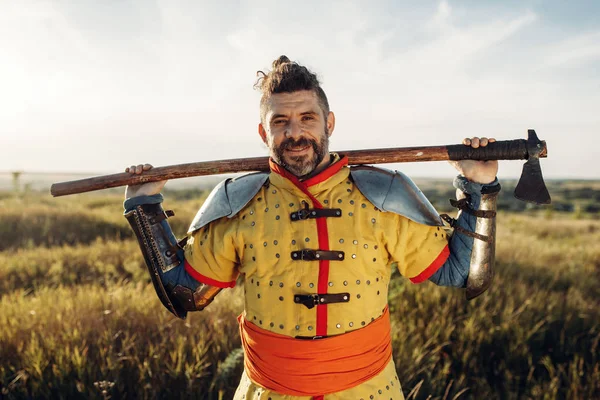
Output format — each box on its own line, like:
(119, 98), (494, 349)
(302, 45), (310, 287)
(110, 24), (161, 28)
(125, 202), (223, 319)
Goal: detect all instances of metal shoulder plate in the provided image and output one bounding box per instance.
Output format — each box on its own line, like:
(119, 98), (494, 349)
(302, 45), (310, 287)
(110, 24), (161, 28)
(350, 166), (443, 226)
(188, 172), (269, 233)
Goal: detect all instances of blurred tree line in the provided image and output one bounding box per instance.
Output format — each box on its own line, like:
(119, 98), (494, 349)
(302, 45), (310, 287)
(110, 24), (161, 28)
(419, 179), (600, 215)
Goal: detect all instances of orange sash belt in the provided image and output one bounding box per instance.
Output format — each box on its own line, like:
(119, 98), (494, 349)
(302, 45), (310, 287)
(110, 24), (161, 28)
(238, 307), (393, 396)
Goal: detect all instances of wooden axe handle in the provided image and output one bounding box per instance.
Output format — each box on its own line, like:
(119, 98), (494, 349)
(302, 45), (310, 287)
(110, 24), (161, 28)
(51, 137), (547, 197)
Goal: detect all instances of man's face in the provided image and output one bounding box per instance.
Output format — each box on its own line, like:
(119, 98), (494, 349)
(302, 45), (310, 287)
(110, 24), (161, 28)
(258, 90), (335, 177)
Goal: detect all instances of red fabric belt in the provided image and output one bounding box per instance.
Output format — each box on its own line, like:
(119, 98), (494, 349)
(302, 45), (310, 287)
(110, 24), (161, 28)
(238, 306), (393, 397)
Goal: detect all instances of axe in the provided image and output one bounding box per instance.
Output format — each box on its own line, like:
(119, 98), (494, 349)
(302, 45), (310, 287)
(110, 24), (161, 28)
(50, 130), (549, 301)
(51, 129), (550, 205)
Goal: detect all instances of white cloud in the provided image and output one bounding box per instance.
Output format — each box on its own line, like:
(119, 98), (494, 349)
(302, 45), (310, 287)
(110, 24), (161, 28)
(429, 0), (452, 31)
(396, 9), (538, 76)
(544, 31), (600, 67)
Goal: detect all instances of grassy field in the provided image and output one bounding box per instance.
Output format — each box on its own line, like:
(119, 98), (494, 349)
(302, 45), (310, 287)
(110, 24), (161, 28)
(0, 188), (599, 399)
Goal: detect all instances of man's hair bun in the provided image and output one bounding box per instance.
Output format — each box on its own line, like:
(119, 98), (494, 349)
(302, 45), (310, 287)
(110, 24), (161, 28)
(272, 55), (291, 69)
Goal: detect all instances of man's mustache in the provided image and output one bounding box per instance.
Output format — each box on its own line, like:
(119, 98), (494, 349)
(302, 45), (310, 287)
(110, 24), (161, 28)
(280, 137), (317, 151)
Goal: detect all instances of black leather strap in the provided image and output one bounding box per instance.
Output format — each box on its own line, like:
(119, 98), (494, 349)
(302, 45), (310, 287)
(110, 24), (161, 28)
(440, 214), (492, 243)
(291, 249), (345, 261)
(481, 182), (502, 194)
(147, 207), (176, 225)
(290, 208), (342, 221)
(294, 293), (351, 309)
(449, 198), (497, 218)
(177, 236), (188, 249)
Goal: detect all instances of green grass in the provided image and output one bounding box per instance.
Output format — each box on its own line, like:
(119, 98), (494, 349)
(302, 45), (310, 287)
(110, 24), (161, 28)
(1, 190), (599, 399)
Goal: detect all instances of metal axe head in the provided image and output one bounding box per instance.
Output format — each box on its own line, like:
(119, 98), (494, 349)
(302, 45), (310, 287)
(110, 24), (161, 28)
(514, 130), (551, 205)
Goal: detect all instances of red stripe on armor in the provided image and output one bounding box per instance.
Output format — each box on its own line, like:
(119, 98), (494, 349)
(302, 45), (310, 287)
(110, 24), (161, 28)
(409, 245), (450, 284)
(302, 156), (348, 187)
(269, 156), (348, 189)
(184, 259), (237, 288)
(315, 212), (330, 336)
(269, 158), (345, 336)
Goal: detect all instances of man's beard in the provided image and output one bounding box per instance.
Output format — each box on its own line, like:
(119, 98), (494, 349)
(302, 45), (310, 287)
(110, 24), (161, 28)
(271, 129), (329, 177)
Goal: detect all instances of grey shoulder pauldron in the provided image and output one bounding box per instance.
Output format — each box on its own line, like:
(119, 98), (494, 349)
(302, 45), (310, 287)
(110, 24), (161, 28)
(188, 172), (269, 233)
(350, 166), (443, 226)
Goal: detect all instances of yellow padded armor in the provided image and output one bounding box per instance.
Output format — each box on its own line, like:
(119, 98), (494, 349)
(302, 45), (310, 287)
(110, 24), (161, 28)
(184, 157), (448, 399)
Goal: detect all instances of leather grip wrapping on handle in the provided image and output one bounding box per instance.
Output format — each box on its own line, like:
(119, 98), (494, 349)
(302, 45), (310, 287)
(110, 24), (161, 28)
(447, 139), (531, 161)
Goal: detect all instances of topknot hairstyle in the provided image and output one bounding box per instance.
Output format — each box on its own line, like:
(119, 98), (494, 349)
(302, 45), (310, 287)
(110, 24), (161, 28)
(255, 55), (330, 124)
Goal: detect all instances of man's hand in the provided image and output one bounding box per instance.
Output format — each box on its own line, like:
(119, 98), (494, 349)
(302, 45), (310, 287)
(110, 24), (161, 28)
(449, 137), (499, 184)
(125, 164), (168, 199)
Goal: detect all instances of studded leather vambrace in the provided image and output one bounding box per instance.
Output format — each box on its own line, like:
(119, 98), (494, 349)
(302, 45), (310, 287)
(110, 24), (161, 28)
(124, 196), (223, 319)
(440, 177), (501, 300)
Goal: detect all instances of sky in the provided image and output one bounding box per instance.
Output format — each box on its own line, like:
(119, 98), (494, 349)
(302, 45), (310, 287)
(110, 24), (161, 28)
(1, 0), (599, 180)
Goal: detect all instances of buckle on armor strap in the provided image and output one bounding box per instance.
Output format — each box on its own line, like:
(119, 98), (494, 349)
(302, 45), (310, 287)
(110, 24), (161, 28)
(290, 201), (342, 221)
(291, 249), (345, 261)
(294, 293), (351, 309)
(145, 206), (176, 225)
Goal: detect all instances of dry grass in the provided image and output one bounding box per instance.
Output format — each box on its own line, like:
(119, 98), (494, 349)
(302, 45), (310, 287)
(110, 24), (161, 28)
(0, 193), (201, 251)
(1, 284), (243, 399)
(1, 192), (599, 399)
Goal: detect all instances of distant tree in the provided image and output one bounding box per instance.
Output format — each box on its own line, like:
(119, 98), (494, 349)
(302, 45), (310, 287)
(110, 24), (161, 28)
(12, 171), (22, 193)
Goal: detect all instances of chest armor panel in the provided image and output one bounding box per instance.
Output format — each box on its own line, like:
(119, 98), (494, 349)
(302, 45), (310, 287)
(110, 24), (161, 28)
(237, 177), (392, 338)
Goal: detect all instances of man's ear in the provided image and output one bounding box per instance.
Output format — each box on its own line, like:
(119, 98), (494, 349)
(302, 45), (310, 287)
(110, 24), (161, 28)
(326, 111), (336, 137)
(258, 123), (267, 144)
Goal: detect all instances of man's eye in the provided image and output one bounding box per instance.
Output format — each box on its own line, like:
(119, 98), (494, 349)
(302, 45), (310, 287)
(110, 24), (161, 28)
(273, 119), (286, 125)
(302, 116), (314, 121)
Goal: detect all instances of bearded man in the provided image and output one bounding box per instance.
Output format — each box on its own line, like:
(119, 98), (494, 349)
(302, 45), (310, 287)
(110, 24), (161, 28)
(123, 56), (500, 399)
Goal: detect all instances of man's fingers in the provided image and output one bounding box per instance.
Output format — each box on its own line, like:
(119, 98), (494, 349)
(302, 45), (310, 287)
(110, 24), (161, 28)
(463, 136), (496, 148)
(125, 163), (152, 174)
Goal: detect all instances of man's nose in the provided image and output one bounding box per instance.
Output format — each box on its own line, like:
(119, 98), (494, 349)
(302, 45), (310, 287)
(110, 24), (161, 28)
(286, 120), (303, 138)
